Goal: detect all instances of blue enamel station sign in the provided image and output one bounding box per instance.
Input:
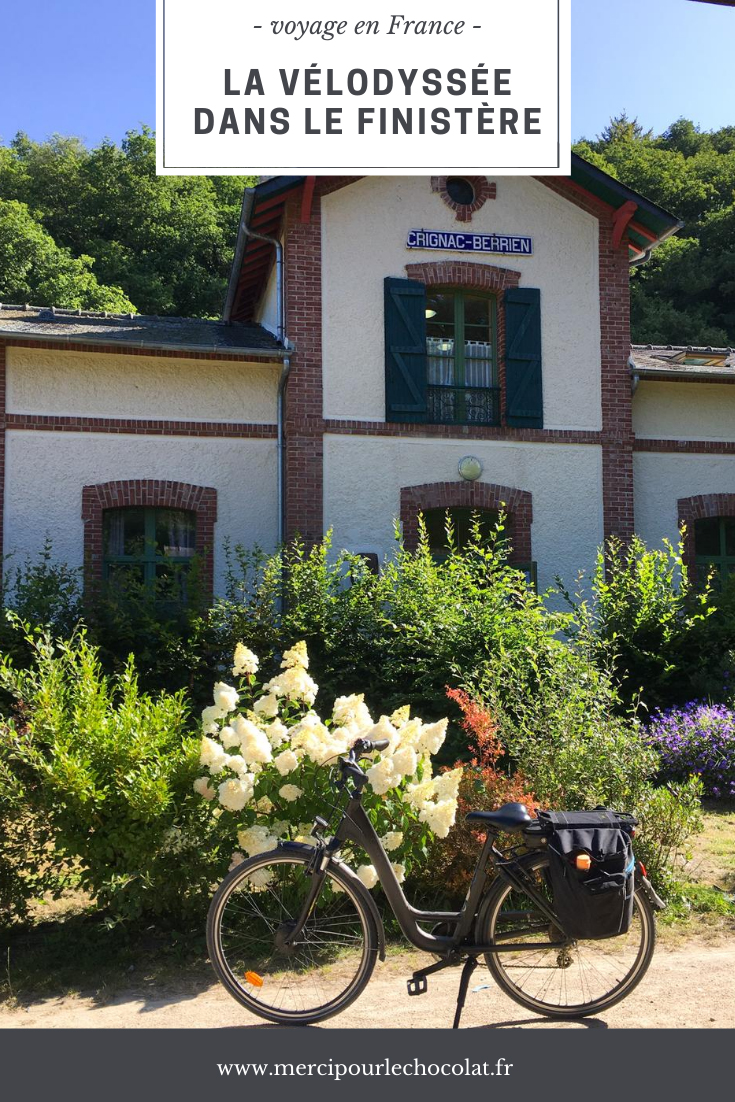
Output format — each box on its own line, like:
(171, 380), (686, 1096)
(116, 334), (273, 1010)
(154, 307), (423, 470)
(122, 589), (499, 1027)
(406, 229), (533, 256)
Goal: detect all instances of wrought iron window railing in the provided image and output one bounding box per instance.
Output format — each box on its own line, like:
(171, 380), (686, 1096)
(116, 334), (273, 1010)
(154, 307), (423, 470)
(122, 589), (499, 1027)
(427, 384), (501, 426)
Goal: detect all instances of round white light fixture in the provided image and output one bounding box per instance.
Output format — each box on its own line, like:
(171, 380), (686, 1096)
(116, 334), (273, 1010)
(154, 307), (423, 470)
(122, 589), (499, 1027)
(458, 455), (483, 481)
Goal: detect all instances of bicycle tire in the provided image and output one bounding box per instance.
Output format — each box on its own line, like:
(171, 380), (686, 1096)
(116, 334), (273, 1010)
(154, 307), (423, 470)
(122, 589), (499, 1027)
(207, 848), (379, 1025)
(476, 851), (656, 1019)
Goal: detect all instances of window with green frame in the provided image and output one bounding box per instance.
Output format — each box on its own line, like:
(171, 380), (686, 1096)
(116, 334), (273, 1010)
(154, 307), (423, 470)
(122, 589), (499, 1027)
(103, 507), (196, 592)
(420, 507), (537, 588)
(694, 516), (735, 582)
(425, 290), (500, 426)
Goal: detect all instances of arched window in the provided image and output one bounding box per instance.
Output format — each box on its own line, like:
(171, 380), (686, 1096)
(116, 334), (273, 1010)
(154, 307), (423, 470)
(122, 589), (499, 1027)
(694, 516), (735, 582)
(103, 506), (196, 590)
(421, 506), (500, 559)
(425, 289), (499, 425)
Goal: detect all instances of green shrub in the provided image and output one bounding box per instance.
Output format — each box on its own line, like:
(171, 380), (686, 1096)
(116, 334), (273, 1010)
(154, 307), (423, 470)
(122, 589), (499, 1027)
(0, 623), (222, 925)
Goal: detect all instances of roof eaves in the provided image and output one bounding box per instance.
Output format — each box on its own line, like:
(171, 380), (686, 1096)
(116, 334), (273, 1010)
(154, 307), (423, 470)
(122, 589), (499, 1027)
(0, 326), (289, 358)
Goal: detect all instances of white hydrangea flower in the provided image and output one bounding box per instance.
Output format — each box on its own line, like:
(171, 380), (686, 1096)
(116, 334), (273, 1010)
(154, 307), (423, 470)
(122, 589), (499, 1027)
(232, 715), (272, 764)
(265, 718), (289, 748)
(193, 776), (216, 800)
(238, 824), (278, 856)
(279, 784), (303, 802)
(432, 766), (463, 802)
(395, 716), (424, 749)
(419, 798), (458, 839)
(356, 864), (378, 889)
(199, 736), (228, 774)
(274, 748), (299, 776)
(332, 693), (369, 727)
(218, 776), (254, 812)
(391, 744), (418, 779)
(220, 725), (241, 749)
(253, 692), (280, 719)
(382, 831), (404, 853)
(366, 714), (401, 753)
(404, 777), (435, 811)
(229, 851), (246, 872)
(416, 718), (448, 757)
(213, 682), (240, 715)
(253, 795), (274, 814)
(281, 641), (309, 669)
(265, 665), (318, 706)
(390, 705), (411, 728)
(245, 867), (273, 890)
(201, 704), (225, 733)
(233, 643), (259, 677)
(391, 863), (406, 884)
(366, 755), (398, 795)
(225, 754), (248, 775)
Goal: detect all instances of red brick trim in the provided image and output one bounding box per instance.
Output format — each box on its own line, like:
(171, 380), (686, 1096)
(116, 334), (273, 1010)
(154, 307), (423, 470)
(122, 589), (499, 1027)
(538, 176), (635, 543)
(404, 259), (521, 293)
(678, 493), (735, 572)
(81, 479), (218, 593)
(400, 480), (532, 561)
(635, 438), (735, 455)
(3, 338), (282, 366)
(324, 418), (600, 445)
(430, 177), (497, 222)
(0, 341), (6, 574)
(7, 413), (276, 438)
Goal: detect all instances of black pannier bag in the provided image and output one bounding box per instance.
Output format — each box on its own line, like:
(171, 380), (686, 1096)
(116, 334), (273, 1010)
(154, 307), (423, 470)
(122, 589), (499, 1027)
(537, 809), (636, 941)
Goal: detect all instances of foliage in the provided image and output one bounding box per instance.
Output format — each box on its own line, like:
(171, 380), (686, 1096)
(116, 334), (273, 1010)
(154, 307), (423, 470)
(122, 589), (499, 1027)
(193, 641), (460, 888)
(631, 777), (704, 897)
(0, 198), (134, 311)
(0, 625), (221, 925)
(563, 534), (714, 713)
(425, 689), (537, 901)
(574, 114), (735, 345)
(0, 129), (254, 317)
(647, 702), (735, 799)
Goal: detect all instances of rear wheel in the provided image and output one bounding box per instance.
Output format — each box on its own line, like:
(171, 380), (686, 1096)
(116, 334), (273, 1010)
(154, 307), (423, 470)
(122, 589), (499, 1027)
(476, 852), (656, 1018)
(207, 849), (379, 1025)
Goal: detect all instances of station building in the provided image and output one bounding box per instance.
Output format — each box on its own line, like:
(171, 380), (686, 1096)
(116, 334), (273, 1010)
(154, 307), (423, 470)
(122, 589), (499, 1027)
(1, 159), (734, 595)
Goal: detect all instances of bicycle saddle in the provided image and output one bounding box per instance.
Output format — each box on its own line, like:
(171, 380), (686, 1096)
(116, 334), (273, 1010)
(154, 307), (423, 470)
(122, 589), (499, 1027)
(465, 802), (532, 832)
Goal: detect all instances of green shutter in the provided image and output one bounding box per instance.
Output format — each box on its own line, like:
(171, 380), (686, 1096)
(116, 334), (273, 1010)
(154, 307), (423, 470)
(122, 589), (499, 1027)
(504, 287), (543, 428)
(384, 277), (427, 422)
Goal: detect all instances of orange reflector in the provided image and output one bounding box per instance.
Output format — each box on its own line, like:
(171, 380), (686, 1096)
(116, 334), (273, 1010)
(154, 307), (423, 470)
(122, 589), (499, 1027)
(244, 971), (264, 987)
(639, 862), (647, 877)
(575, 853), (592, 871)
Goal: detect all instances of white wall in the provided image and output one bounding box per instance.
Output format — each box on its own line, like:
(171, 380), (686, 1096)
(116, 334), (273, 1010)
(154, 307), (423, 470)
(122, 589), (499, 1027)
(323, 433), (604, 593)
(633, 380), (735, 442)
(6, 347), (279, 424)
(3, 431), (278, 594)
(321, 176), (602, 431)
(258, 258), (280, 338)
(634, 452), (735, 548)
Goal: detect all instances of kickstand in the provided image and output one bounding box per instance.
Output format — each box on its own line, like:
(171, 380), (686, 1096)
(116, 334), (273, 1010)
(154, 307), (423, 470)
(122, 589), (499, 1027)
(452, 956), (479, 1030)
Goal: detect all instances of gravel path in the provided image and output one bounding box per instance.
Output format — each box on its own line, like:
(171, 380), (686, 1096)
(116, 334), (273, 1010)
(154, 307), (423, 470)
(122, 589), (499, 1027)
(2, 942), (734, 1030)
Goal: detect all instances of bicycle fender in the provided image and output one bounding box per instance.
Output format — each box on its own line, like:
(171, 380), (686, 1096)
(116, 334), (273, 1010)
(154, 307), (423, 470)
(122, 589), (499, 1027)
(277, 841), (386, 961)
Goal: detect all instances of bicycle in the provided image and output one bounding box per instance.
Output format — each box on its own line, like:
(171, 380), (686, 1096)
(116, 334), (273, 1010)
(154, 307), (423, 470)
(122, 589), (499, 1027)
(206, 736), (663, 1027)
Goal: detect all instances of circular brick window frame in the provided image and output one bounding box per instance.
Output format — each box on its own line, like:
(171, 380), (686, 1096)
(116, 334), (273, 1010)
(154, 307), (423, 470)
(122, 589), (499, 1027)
(400, 480), (532, 561)
(431, 176), (496, 223)
(81, 479), (218, 593)
(678, 493), (735, 574)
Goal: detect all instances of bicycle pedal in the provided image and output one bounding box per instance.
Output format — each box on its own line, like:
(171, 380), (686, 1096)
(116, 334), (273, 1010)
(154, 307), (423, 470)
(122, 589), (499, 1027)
(407, 974), (428, 996)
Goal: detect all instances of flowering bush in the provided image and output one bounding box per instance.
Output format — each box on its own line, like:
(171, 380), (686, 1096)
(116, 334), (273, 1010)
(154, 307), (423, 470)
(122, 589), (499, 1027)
(194, 641), (462, 886)
(647, 702), (735, 798)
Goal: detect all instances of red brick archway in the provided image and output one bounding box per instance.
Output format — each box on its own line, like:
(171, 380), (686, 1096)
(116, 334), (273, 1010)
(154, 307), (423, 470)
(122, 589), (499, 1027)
(81, 479), (218, 592)
(400, 480), (533, 561)
(678, 493), (735, 571)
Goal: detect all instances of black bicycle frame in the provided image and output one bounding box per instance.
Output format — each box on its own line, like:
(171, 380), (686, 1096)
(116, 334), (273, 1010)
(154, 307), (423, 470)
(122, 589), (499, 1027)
(287, 792), (567, 956)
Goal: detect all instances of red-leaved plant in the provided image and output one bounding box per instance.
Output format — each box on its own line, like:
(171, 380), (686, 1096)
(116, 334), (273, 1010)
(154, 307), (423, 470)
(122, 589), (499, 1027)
(425, 688), (537, 900)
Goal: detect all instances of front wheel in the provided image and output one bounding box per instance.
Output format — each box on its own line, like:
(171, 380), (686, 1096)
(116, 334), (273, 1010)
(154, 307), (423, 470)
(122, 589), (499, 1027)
(207, 849), (379, 1025)
(476, 852), (656, 1018)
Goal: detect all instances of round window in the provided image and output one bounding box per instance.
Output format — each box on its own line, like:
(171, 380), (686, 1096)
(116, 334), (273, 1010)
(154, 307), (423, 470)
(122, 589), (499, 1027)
(446, 177), (476, 206)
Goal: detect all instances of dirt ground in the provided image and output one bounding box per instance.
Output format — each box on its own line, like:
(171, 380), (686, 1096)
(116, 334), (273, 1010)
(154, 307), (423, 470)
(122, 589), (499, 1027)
(2, 940), (734, 1030)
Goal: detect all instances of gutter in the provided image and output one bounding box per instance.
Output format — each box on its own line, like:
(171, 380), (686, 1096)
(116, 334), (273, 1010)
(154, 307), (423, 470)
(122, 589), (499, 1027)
(0, 328), (288, 359)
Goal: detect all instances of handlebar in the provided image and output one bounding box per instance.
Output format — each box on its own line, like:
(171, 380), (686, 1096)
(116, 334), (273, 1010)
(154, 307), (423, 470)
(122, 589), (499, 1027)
(336, 737), (390, 792)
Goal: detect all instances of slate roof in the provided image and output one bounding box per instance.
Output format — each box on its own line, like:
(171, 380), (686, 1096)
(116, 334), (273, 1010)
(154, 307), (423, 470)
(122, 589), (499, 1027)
(631, 344), (735, 379)
(0, 305), (286, 357)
